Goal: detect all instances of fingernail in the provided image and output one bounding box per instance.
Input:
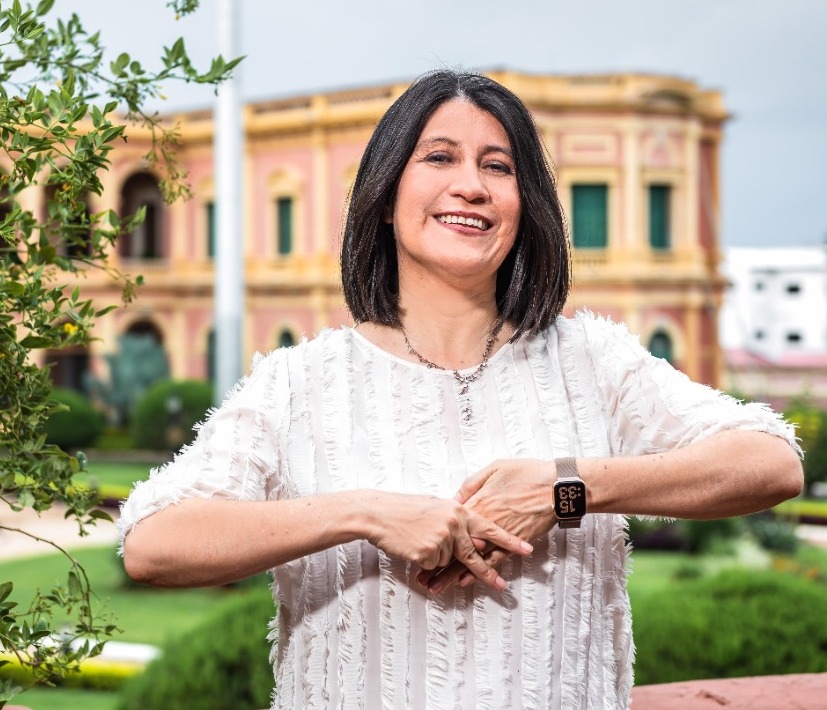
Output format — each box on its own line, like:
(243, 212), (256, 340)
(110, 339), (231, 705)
(454, 493), (463, 502)
(429, 580), (443, 594)
(495, 576), (507, 591)
(520, 541), (533, 553)
(459, 575), (473, 587)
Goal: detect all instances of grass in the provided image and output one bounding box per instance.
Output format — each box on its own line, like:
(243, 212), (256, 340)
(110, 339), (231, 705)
(71, 462), (154, 501)
(0, 546), (267, 647)
(10, 687), (119, 710)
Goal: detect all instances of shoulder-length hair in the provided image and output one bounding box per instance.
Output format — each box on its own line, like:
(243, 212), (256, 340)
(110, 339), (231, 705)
(341, 70), (570, 338)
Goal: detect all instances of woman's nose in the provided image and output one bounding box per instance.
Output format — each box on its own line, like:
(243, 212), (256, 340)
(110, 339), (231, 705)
(448, 163), (489, 203)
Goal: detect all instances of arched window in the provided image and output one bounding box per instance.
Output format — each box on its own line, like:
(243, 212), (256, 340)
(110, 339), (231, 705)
(126, 319), (164, 345)
(119, 172), (165, 259)
(47, 344), (90, 393)
(278, 329), (295, 348)
(648, 330), (673, 363)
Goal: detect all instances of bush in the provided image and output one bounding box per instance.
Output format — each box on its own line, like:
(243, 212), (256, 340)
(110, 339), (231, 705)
(117, 590), (275, 710)
(42, 387), (105, 450)
(679, 517), (743, 554)
(745, 513), (799, 554)
(633, 569), (827, 685)
(130, 380), (213, 451)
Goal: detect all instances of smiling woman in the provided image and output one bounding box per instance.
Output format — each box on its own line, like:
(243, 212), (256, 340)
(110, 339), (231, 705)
(119, 70), (802, 709)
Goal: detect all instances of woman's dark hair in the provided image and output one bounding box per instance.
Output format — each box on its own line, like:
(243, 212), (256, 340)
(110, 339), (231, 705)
(341, 69), (570, 338)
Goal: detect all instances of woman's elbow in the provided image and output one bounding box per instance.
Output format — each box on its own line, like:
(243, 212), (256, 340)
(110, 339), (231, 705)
(772, 441), (804, 503)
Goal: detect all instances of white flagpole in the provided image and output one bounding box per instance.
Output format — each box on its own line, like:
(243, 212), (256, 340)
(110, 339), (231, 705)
(214, 0), (244, 404)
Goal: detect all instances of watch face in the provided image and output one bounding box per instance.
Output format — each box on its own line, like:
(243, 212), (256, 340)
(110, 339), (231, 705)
(555, 480), (587, 519)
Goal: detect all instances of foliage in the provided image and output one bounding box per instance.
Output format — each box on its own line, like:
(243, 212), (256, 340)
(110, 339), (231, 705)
(633, 569), (827, 684)
(677, 517), (743, 554)
(744, 512), (799, 554)
(0, 653), (141, 691)
(785, 402), (827, 491)
(774, 497), (827, 521)
(0, 0), (240, 701)
(86, 333), (170, 426)
(130, 379), (212, 450)
(9, 686), (118, 710)
(117, 589), (275, 710)
(41, 386), (104, 450)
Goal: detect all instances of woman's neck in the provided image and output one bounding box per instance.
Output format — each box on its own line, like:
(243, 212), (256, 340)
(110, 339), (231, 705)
(395, 274), (506, 370)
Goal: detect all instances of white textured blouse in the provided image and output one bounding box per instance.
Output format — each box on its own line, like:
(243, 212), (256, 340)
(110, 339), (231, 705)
(119, 313), (798, 710)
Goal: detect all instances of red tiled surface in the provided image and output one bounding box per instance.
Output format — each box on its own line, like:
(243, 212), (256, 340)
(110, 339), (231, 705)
(632, 673), (827, 708)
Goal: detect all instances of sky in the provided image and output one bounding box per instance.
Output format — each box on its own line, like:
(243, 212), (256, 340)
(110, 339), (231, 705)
(64, 0), (827, 249)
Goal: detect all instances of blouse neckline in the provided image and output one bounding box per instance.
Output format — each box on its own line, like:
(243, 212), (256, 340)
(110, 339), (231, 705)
(346, 325), (516, 376)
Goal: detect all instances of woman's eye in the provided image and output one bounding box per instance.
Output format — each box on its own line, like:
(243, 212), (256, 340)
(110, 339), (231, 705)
(486, 161), (513, 175)
(424, 152), (452, 164)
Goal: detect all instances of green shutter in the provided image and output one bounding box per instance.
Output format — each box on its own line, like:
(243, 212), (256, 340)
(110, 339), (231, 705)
(206, 201), (215, 258)
(649, 185), (670, 250)
(277, 197), (293, 255)
(572, 184), (607, 248)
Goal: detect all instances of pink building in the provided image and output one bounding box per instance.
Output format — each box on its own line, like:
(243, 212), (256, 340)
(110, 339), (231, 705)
(41, 71), (729, 392)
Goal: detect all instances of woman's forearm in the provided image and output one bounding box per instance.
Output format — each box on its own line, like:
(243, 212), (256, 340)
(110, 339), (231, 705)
(122, 492), (369, 588)
(123, 487), (533, 590)
(582, 429), (803, 519)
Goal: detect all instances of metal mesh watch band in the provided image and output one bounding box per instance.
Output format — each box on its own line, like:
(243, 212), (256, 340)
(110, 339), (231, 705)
(554, 457), (586, 529)
(555, 457), (579, 479)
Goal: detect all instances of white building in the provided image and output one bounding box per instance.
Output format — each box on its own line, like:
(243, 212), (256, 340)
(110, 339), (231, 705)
(720, 247), (827, 408)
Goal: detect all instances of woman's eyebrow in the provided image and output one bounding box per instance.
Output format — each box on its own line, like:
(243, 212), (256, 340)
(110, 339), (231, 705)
(416, 136), (513, 157)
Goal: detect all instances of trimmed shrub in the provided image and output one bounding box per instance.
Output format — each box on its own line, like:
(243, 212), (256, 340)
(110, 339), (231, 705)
(679, 517), (743, 554)
(117, 590), (275, 710)
(42, 387), (104, 450)
(130, 379), (213, 451)
(633, 569), (827, 685)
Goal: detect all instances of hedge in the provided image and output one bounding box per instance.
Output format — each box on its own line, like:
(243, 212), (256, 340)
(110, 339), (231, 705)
(633, 569), (827, 685)
(42, 387), (104, 450)
(0, 653), (143, 691)
(130, 379), (213, 451)
(118, 589), (275, 710)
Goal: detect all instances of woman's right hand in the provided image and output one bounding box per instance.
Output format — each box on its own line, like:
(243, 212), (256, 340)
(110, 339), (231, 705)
(359, 491), (533, 592)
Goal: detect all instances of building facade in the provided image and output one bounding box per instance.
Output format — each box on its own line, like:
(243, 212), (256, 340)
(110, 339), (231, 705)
(34, 71), (729, 393)
(721, 247), (827, 409)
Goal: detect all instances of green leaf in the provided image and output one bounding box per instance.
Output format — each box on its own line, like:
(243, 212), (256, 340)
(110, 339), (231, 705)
(0, 582), (12, 604)
(67, 570), (82, 597)
(36, 0), (55, 15)
(19, 335), (51, 348)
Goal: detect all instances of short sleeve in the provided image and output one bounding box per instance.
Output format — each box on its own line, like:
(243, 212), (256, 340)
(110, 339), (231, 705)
(117, 349), (291, 546)
(578, 313), (801, 458)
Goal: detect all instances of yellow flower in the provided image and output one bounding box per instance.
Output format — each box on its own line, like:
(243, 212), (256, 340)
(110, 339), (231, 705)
(62, 322), (79, 335)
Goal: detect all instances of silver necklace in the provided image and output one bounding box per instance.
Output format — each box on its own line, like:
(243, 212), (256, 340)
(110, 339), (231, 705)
(402, 321), (503, 400)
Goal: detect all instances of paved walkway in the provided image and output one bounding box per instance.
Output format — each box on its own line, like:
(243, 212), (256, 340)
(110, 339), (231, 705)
(0, 503), (121, 561)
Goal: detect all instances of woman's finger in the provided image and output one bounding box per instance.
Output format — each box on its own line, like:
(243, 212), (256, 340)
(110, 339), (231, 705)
(470, 516), (533, 557)
(454, 464), (498, 504)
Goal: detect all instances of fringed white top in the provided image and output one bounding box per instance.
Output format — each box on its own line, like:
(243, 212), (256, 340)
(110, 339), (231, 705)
(118, 313), (799, 710)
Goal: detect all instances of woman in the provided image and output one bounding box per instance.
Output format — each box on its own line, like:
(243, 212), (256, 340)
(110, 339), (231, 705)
(120, 71), (803, 709)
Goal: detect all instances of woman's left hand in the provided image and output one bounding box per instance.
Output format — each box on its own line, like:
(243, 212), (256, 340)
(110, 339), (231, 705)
(417, 459), (557, 593)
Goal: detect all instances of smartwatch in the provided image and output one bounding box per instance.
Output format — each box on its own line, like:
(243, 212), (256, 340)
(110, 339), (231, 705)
(553, 457), (587, 529)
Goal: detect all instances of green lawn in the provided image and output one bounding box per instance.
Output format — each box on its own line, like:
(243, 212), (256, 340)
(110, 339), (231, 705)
(0, 546), (267, 647)
(72, 462), (154, 501)
(10, 687), (119, 710)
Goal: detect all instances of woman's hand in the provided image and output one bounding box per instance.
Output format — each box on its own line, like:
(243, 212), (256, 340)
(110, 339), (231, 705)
(417, 459), (557, 593)
(360, 490), (533, 592)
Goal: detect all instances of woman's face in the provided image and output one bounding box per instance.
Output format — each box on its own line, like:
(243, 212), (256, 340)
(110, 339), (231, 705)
(387, 99), (521, 288)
